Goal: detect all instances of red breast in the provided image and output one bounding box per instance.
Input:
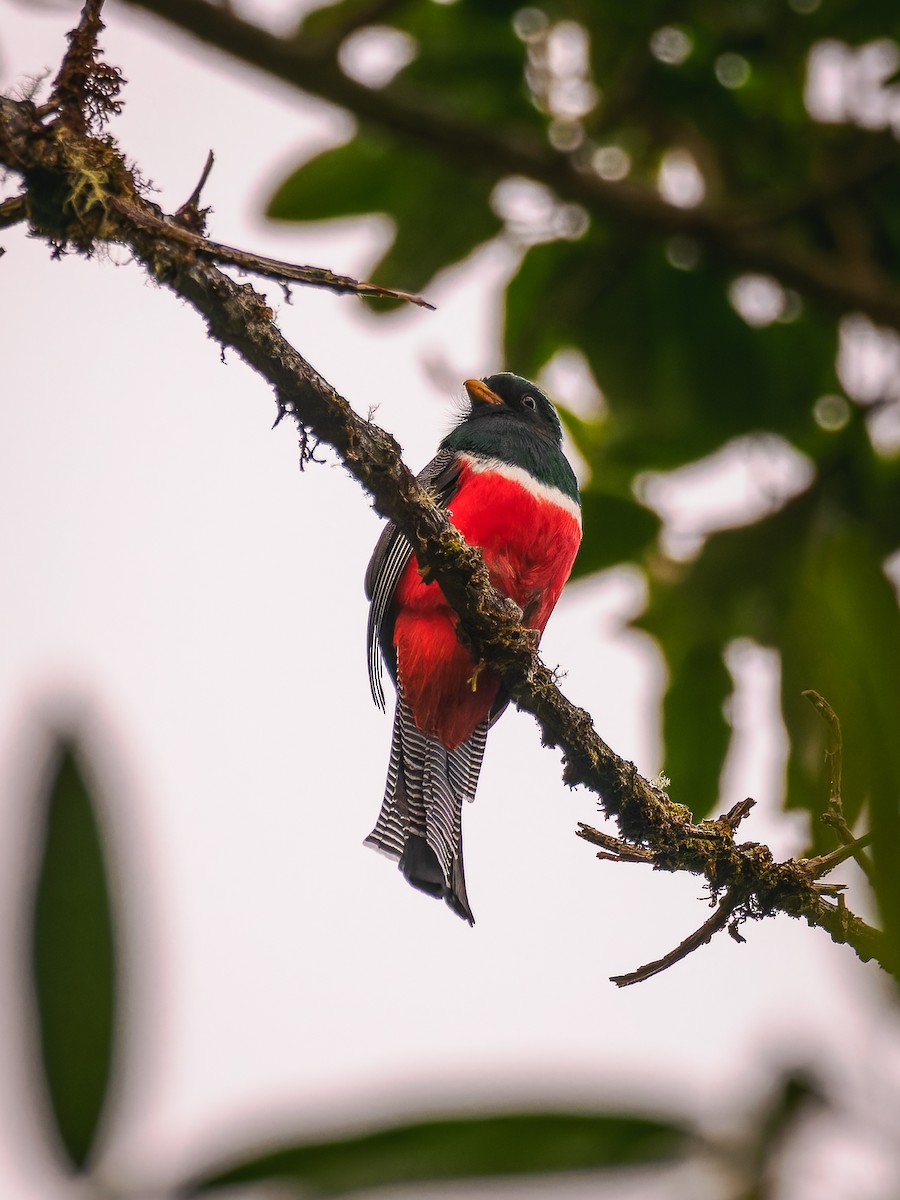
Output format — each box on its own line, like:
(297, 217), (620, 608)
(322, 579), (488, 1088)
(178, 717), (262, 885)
(393, 461), (581, 749)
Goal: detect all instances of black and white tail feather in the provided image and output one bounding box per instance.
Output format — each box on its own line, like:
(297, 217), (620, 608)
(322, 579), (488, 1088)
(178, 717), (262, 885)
(364, 683), (489, 924)
(364, 449), (504, 924)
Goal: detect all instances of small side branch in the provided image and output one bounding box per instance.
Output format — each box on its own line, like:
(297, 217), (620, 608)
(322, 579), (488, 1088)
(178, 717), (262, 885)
(719, 797), (755, 833)
(110, 196), (435, 307)
(802, 689), (875, 884)
(802, 689), (843, 810)
(173, 148), (215, 231)
(576, 823), (655, 864)
(802, 833), (875, 880)
(0, 195), (27, 229)
(611, 891), (742, 987)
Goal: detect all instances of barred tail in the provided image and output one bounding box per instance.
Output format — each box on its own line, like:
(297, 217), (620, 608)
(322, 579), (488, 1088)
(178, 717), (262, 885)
(365, 686), (489, 925)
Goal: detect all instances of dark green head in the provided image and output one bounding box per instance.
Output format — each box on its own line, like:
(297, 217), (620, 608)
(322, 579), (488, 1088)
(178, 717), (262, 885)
(460, 373), (564, 446)
(441, 372), (578, 503)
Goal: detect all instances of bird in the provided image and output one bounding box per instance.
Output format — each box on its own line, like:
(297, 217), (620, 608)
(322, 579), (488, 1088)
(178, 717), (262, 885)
(364, 373), (582, 924)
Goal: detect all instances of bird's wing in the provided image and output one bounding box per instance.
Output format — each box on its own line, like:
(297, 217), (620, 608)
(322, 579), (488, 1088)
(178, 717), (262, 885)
(365, 449), (463, 710)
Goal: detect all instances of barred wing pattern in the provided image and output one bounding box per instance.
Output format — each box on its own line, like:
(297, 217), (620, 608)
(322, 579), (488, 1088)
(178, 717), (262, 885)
(365, 450), (461, 710)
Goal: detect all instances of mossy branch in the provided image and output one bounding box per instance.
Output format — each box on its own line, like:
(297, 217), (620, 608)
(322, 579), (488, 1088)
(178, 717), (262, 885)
(0, 0), (890, 985)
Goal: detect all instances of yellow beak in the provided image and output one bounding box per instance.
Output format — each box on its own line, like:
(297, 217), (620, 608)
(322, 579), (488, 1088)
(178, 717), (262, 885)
(463, 378), (503, 407)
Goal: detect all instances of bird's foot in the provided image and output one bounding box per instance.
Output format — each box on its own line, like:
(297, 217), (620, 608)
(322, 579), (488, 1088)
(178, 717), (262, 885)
(467, 662), (486, 692)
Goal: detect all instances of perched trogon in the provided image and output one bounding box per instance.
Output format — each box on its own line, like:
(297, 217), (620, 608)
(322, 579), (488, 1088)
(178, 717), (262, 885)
(365, 373), (582, 923)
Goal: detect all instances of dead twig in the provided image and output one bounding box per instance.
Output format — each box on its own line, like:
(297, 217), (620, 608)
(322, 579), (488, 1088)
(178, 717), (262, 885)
(110, 195), (435, 307)
(174, 148), (215, 232)
(802, 690), (876, 885)
(611, 891), (742, 987)
(0, 195), (27, 229)
(802, 833), (875, 880)
(720, 797), (756, 833)
(576, 824), (655, 864)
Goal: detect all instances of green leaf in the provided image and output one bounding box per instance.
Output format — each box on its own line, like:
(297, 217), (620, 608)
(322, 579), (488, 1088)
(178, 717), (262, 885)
(781, 522), (900, 827)
(186, 1110), (691, 1196)
(572, 487), (660, 578)
(31, 738), (117, 1171)
(504, 236), (619, 387)
(268, 135), (409, 224)
(268, 130), (501, 302)
(506, 238), (839, 474)
(637, 492), (817, 819)
(659, 642), (733, 819)
(580, 255), (836, 467)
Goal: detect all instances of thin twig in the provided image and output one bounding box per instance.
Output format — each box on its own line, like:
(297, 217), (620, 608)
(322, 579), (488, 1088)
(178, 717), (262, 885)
(0, 195), (27, 229)
(110, 195), (435, 307)
(678, 799), (758, 843)
(802, 690), (843, 811)
(802, 833), (875, 880)
(802, 689), (876, 884)
(720, 798), (756, 833)
(576, 823), (655, 863)
(174, 148), (215, 230)
(611, 891), (742, 987)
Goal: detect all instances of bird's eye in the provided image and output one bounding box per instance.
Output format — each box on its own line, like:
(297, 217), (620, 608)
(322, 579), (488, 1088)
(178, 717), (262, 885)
(522, 395), (537, 410)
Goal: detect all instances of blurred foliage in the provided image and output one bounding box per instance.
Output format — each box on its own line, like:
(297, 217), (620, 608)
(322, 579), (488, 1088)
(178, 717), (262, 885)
(11, 730), (864, 1197)
(187, 1111), (690, 1195)
(268, 0), (900, 966)
(31, 739), (117, 1171)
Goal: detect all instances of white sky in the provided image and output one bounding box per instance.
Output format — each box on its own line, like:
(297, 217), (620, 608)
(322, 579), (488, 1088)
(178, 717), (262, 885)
(1, 4), (900, 1198)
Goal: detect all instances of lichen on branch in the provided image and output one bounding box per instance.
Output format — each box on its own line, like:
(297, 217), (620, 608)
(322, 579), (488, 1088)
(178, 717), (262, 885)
(51, 0), (124, 134)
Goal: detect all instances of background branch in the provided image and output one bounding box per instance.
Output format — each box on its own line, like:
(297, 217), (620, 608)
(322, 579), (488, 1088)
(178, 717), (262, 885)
(118, 0), (900, 334)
